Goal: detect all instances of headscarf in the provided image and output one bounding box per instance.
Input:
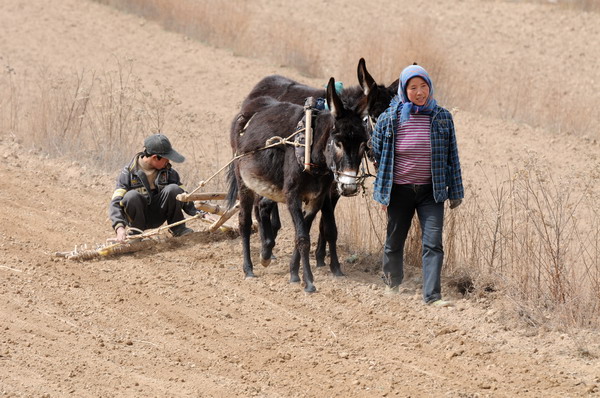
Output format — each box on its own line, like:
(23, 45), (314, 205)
(398, 65), (437, 125)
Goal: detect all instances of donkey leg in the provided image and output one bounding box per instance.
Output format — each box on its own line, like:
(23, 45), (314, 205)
(289, 248), (301, 284)
(287, 199), (317, 293)
(315, 216), (327, 268)
(271, 203), (281, 240)
(316, 188), (339, 267)
(238, 187), (256, 278)
(301, 208), (321, 291)
(322, 191), (343, 277)
(255, 197), (276, 267)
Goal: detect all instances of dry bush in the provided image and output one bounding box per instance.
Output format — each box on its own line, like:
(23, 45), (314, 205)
(484, 0), (600, 12)
(542, 0), (600, 12)
(0, 60), (197, 174)
(93, 0), (251, 51)
(0, 65), (19, 135)
(92, 0), (322, 77)
(336, 15), (452, 102)
(446, 159), (600, 328)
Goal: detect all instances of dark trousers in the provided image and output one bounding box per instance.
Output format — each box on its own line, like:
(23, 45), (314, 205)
(383, 184), (445, 303)
(121, 184), (185, 230)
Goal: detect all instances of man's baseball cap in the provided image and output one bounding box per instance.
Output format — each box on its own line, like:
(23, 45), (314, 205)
(143, 134), (185, 163)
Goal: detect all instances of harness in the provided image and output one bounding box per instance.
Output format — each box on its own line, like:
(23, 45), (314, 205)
(293, 97), (329, 175)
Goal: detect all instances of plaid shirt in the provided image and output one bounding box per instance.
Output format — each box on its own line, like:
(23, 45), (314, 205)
(371, 96), (464, 205)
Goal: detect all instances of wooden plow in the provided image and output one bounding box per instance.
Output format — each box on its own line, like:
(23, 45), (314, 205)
(54, 192), (239, 261)
(176, 192), (239, 233)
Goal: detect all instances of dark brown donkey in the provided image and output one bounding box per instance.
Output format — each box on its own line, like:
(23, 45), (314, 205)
(234, 58), (398, 273)
(227, 78), (369, 292)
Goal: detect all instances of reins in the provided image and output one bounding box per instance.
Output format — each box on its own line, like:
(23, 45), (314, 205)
(187, 127), (307, 196)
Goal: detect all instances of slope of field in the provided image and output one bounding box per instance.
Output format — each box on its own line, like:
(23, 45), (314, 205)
(1, 0), (599, 397)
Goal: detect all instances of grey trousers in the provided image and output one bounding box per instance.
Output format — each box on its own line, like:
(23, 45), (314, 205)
(383, 184), (445, 303)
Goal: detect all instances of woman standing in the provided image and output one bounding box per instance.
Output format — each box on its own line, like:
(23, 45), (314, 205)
(371, 64), (464, 306)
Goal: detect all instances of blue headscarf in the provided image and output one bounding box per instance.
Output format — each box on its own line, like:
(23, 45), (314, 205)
(398, 65), (437, 125)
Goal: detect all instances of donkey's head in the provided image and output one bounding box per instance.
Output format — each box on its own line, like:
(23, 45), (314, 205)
(324, 77), (369, 197)
(357, 58), (399, 133)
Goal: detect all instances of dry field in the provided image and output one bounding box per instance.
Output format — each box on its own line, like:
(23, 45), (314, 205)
(1, 0), (600, 397)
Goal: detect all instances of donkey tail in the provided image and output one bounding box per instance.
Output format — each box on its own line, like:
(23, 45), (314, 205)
(226, 162), (238, 210)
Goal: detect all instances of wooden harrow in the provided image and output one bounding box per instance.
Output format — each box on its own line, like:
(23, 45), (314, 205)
(54, 192), (239, 261)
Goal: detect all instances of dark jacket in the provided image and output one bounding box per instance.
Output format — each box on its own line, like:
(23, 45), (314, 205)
(109, 153), (196, 230)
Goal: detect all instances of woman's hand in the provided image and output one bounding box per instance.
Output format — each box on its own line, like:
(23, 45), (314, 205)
(449, 199), (462, 209)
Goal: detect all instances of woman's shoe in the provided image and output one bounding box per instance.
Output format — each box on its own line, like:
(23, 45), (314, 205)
(428, 299), (454, 307)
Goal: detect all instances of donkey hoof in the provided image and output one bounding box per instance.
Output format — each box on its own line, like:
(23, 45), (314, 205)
(290, 274), (301, 284)
(315, 261), (326, 268)
(332, 269), (345, 277)
(260, 256), (271, 267)
(244, 271), (256, 279)
(304, 284), (317, 293)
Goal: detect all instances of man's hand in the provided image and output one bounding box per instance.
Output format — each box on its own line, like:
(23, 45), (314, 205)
(449, 199), (462, 209)
(115, 226), (127, 242)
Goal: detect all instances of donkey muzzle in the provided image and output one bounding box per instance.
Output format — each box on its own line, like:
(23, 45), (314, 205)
(337, 172), (359, 197)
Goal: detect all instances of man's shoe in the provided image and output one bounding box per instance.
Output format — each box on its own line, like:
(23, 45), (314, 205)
(170, 225), (194, 237)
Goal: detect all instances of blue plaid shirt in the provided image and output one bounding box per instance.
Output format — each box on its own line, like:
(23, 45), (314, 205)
(372, 96), (464, 205)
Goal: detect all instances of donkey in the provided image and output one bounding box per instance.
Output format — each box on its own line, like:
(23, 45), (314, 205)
(235, 58), (398, 272)
(242, 58), (397, 125)
(227, 78), (369, 292)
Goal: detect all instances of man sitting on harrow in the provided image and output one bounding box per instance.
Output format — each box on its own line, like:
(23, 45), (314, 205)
(109, 134), (201, 242)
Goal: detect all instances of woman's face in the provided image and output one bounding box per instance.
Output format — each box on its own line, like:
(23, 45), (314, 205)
(406, 76), (430, 106)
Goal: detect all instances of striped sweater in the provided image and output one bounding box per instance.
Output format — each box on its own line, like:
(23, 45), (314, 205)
(371, 96), (464, 205)
(393, 113), (432, 185)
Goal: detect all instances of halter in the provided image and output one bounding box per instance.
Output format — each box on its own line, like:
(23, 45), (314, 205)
(326, 138), (374, 197)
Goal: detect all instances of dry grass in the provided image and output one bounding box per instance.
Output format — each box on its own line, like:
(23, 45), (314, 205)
(0, 59), (199, 174)
(484, 0), (600, 12)
(92, 0), (323, 77)
(537, 0), (600, 12)
(446, 160), (600, 328)
(92, 0), (599, 139)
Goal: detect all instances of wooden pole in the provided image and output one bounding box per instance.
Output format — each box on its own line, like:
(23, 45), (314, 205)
(177, 192), (227, 202)
(195, 201), (228, 216)
(303, 99), (313, 172)
(209, 202), (239, 232)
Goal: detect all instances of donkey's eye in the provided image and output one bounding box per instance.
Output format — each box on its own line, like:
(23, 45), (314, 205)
(334, 141), (343, 151)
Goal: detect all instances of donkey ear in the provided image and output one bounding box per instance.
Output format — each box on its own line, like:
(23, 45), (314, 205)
(366, 84), (380, 114)
(326, 77), (344, 118)
(357, 58), (376, 95)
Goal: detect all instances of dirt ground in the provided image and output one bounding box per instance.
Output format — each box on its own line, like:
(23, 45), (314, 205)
(1, 0), (600, 397)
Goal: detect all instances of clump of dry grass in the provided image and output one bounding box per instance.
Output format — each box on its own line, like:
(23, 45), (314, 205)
(92, 0), (323, 77)
(93, 0), (251, 50)
(336, 15), (451, 102)
(446, 159), (600, 328)
(0, 60), (198, 174)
